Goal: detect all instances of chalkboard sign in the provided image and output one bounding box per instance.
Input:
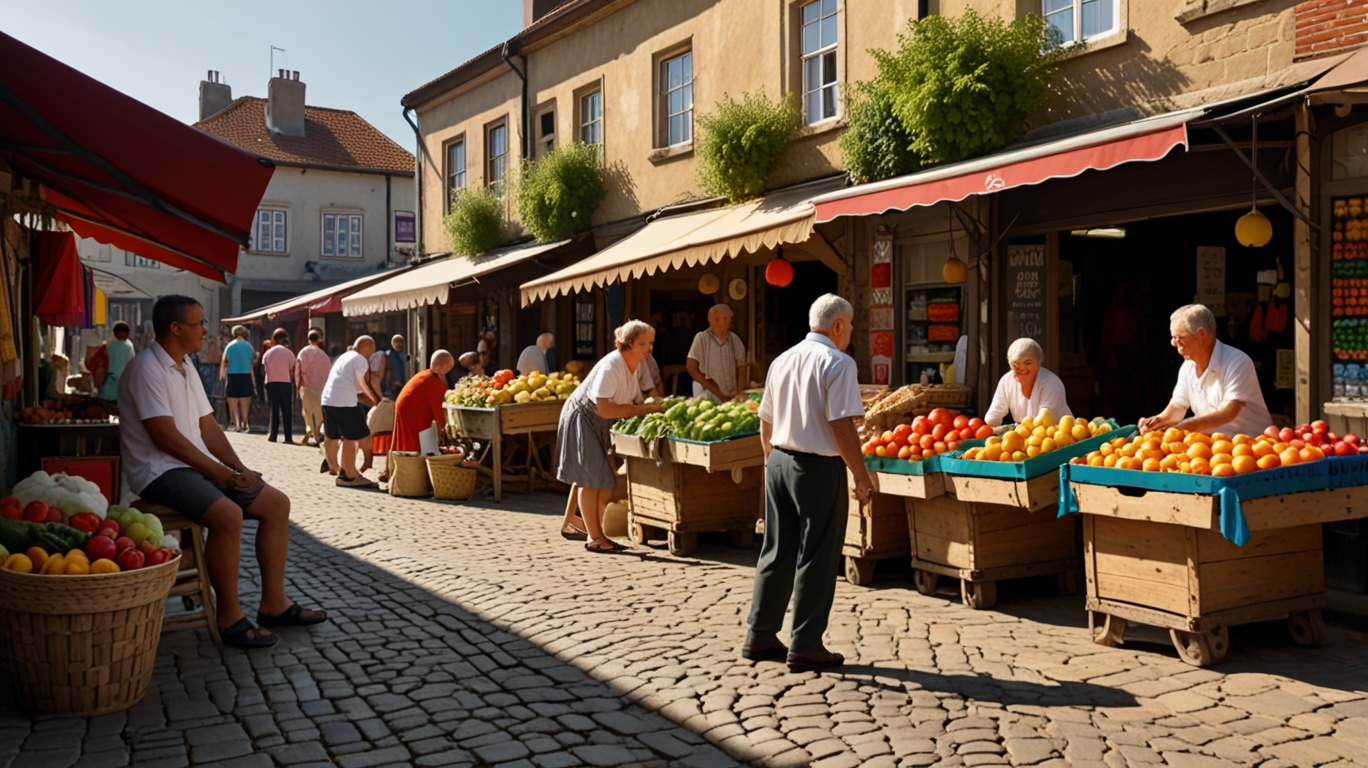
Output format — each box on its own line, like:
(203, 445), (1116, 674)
(1006, 244), (1046, 344)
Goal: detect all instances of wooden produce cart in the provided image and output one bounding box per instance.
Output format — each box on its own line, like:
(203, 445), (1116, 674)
(444, 401), (566, 502)
(618, 433), (764, 557)
(843, 459), (947, 586)
(1062, 459), (1366, 666)
(907, 427), (1134, 609)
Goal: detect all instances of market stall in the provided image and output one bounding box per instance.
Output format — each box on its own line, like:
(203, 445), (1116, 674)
(1060, 427), (1368, 666)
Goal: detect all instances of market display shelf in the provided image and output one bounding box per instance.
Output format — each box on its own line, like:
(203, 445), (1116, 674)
(938, 422), (1131, 482)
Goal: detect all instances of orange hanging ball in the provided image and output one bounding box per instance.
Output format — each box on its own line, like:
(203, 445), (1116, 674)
(765, 257), (794, 287)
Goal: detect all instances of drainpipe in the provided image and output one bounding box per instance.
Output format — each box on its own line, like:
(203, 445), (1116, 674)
(501, 40), (530, 160)
(384, 174), (392, 265)
(402, 106), (423, 260)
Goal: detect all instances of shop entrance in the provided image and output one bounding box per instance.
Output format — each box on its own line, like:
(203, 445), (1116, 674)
(1055, 206), (1296, 426)
(649, 288), (713, 396)
(763, 261), (831, 360)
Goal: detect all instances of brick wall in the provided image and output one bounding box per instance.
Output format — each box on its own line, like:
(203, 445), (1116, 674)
(1297, 0), (1368, 59)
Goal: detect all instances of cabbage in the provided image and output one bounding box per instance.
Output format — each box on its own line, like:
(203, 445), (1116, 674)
(14, 471), (107, 519)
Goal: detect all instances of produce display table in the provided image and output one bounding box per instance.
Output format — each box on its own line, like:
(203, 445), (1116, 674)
(444, 402), (565, 502)
(843, 464), (946, 586)
(617, 433), (764, 557)
(1062, 460), (1367, 666)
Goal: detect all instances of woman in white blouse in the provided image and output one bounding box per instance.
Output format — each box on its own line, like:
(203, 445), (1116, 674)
(984, 338), (1073, 427)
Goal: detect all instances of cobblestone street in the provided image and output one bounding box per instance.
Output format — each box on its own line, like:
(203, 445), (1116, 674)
(7, 435), (1368, 768)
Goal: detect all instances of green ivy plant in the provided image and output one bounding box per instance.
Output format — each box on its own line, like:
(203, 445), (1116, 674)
(847, 9), (1071, 177)
(444, 186), (505, 258)
(515, 141), (605, 243)
(695, 91), (797, 204)
(838, 80), (921, 186)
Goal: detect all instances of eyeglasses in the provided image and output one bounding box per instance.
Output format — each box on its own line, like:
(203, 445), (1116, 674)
(176, 319), (209, 329)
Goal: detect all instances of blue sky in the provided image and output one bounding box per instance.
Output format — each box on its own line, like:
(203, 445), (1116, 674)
(0, 0), (523, 151)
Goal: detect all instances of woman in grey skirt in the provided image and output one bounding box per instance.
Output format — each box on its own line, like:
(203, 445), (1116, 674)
(556, 320), (663, 553)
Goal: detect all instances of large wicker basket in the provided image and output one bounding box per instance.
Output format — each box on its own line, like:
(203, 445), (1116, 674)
(388, 452), (433, 497)
(0, 555), (179, 715)
(427, 454), (478, 501)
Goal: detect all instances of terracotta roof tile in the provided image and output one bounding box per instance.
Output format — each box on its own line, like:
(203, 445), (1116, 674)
(195, 97), (414, 175)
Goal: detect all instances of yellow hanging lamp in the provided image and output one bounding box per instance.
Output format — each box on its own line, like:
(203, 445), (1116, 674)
(1235, 116), (1273, 248)
(942, 205), (967, 283)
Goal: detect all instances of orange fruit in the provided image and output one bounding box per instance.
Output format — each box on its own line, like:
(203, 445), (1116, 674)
(1184, 432), (1213, 446)
(1099, 443), (1114, 456)
(1210, 453), (1233, 468)
(1104, 454), (1119, 468)
(1142, 458), (1161, 472)
(1232, 443), (1253, 458)
(1211, 440), (1234, 456)
(1274, 442), (1290, 454)
(1301, 446), (1325, 462)
(1189, 457), (1211, 475)
(1179, 461), (1192, 473)
(1186, 443), (1213, 460)
(1160, 454), (1181, 472)
(1116, 457), (1135, 470)
(1232, 455), (1257, 475)
(1257, 454), (1282, 470)
(1141, 448), (1164, 461)
(1089, 455), (1104, 467)
(1232, 434), (1253, 445)
(1280, 448), (1301, 466)
(1211, 463), (1237, 478)
(1251, 441), (1275, 458)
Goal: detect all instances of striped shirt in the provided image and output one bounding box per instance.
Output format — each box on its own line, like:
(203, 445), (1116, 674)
(687, 330), (745, 401)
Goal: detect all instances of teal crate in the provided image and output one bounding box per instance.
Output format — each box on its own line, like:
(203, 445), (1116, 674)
(1327, 454), (1368, 489)
(862, 454), (943, 476)
(939, 423), (1134, 481)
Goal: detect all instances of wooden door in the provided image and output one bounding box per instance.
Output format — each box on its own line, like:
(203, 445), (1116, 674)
(440, 303), (478, 357)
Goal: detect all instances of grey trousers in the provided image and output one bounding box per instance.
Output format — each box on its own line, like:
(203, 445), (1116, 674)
(747, 448), (848, 652)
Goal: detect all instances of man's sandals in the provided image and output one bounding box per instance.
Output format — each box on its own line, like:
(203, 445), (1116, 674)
(220, 604), (328, 649)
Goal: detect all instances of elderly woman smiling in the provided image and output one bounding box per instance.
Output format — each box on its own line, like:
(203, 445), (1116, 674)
(983, 338), (1073, 427)
(555, 320), (664, 553)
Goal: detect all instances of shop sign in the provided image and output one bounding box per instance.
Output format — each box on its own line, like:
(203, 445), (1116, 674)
(870, 234), (894, 385)
(1195, 246), (1226, 316)
(1276, 349), (1295, 390)
(394, 211), (416, 243)
(1006, 244), (1045, 345)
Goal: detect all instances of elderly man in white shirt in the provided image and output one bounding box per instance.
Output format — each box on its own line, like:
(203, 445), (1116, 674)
(517, 333), (554, 376)
(1140, 303), (1273, 437)
(744, 294), (873, 673)
(984, 338), (1073, 427)
(687, 304), (746, 402)
(119, 295), (326, 650)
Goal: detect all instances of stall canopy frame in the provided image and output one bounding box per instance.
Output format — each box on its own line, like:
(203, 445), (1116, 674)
(221, 267), (410, 325)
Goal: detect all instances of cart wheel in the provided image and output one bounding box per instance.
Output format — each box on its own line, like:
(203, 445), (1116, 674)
(1057, 569), (1080, 596)
(728, 529), (755, 549)
(1089, 612), (1126, 647)
(845, 556), (874, 586)
(629, 522), (647, 545)
(1288, 609), (1326, 647)
(961, 580), (996, 610)
(1170, 624), (1229, 667)
(913, 569), (939, 596)
(667, 531), (698, 557)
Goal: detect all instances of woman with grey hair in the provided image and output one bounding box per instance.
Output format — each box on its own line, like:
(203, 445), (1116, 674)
(555, 320), (663, 552)
(983, 338), (1072, 427)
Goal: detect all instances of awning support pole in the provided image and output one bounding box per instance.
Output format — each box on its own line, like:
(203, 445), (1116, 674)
(1208, 121), (1320, 232)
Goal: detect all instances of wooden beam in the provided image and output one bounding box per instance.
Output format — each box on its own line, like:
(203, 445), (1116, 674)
(799, 228), (848, 276)
(1295, 101), (1312, 424)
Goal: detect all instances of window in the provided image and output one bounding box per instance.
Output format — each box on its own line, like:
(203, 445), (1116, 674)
(487, 122), (508, 196)
(124, 252), (160, 269)
(580, 90), (602, 146)
(574, 295), (596, 356)
(254, 208), (287, 254)
(322, 213), (363, 258)
(539, 110), (556, 158)
(801, 0), (839, 124)
(1044, 0), (1117, 43)
(660, 52), (693, 147)
(447, 140), (466, 203)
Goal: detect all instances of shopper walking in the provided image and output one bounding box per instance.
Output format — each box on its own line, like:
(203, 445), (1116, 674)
(262, 328), (297, 445)
(321, 336), (379, 488)
(385, 335), (410, 398)
(744, 294), (873, 673)
(220, 325), (255, 432)
(296, 328), (329, 446)
(94, 320), (136, 402)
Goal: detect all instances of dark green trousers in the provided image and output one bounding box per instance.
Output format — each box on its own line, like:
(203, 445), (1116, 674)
(747, 447), (848, 652)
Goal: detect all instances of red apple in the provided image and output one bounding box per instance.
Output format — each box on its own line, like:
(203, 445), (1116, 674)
(1346, 434), (1361, 446)
(114, 536), (135, 554)
(85, 535), (116, 562)
(1279, 427), (1296, 443)
(1313, 420), (1329, 433)
(98, 519), (121, 537)
(137, 540), (157, 557)
(44, 508), (63, 523)
(68, 511), (100, 534)
(22, 501), (48, 523)
(146, 548), (171, 567)
(116, 548), (145, 571)
(1336, 442), (1356, 457)
(0, 497), (20, 520)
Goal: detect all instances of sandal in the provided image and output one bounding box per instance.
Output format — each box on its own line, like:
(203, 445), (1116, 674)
(585, 538), (629, 553)
(257, 603), (328, 628)
(561, 523), (589, 541)
(220, 617), (278, 648)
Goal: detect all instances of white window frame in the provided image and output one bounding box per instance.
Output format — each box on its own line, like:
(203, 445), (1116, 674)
(125, 252), (160, 269)
(580, 90), (602, 146)
(1043, 0), (1120, 44)
(800, 0), (839, 125)
(253, 208), (288, 255)
(660, 51), (694, 147)
(447, 140), (466, 204)
(537, 107), (556, 158)
(321, 212), (363, 259)
(487, 121), (508, 197)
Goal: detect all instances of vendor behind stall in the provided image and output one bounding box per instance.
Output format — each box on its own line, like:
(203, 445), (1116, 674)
(392, 350), (456, 453)
(984, 338), (1072, 427)
(1139, 303), (1272, 437)
(687, 304), (746, 402)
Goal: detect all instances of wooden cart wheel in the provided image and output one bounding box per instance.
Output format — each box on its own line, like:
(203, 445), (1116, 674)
(913, 569), (939, 596)
(961, 580), (997, 610)
(628, 521), (647, 545)
(1089, 612), (1126, 647)
(667, 531), (698, 557)
(1057, 569), (1080, 596)
(845, 556), (874, 586)
(728, 528), (755, 549)
(1170, 624), (1229, 667)
(1288, 609), (1326, 647)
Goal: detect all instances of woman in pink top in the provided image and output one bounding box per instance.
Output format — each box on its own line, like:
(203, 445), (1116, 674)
(261, 328), (298, 444)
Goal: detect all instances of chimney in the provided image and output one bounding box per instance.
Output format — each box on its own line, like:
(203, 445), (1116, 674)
(198, 70), (232, 121)
(524, 0), (572, 27)
(266, 70), (306, 137)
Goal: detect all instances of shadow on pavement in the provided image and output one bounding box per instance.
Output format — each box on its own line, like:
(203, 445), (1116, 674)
(840, 664), (1140, 709)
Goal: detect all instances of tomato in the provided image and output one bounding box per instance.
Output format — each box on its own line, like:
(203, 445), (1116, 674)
(891, 433), (908, 449)
(933, 441), (948, 453)
(85, 535), (116, 562)
(897, 445), (912, 460)
(967, 417), (985, 431)
(1264, 426), (1281, 440)
(952, 415), (969, 430)
(1290, 439), (1306, 450)
(0, 497), (19, 521)
(928, 408), (951, 425)
(23, 501), (48, 523)
(1312, 420), (1329, 433)
(881, 430), (895, 444)
(1347, 433), (1361, 445)
(974, 425), (993, 440)
(862, 442), (877, 456)
(946, 440), (960, 451)
(147, 549), (172, 567)
(908, 444), (922, 456)
(931, 423), (949, 441)
(959, 427), (974, 441)
(919, 434), (935, 450)
(893, 424), (913, 442)
(875, 446), (888, 458)
(911, 416), (929, 435)
(1279, 427), (1295, 443)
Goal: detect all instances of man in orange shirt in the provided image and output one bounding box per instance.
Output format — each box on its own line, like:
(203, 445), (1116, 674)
(392, 350), (456, 453)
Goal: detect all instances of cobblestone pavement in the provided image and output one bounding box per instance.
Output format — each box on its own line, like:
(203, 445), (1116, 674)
(6, 436), (1368, 767)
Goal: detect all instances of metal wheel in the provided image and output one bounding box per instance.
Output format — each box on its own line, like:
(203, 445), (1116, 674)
(1288, 610), (1326, 647)
(728, 528), (755, 549)
(628, 521), (647, 545)
(1171, 623), (1229, 667)
(961, 580), (997, 610)
(913, 569), (939, 596)
(667, 530), (697, 557)
(1089, 612), (1126, 647)
(845, 556), (874, 586)
(1057, 569), (1080, 596)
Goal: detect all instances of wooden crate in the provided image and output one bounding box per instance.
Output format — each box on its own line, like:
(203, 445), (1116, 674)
(669, 435), (764, 472)
(611, 432), (661, 460)
(907, 494), (1080, 609)
(841, 470), (944, 586)
(445, 402), (567, 502)
(947, 472), (1059, 513)
(499, 400), (564, 433)
(624, 451), (763, 558)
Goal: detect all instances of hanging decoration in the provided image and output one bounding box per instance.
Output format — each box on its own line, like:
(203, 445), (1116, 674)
(942, 205), (968, 283)
(698, 273), (720, 295)
(765, 246), (794, 287)
(1235, 115), (1273, 248)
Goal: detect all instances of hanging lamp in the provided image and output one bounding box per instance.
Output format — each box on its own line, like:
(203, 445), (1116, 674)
(765, 245), (794, 287)
(942, 206), (968, 283)
(1235, 115), (1273, 248)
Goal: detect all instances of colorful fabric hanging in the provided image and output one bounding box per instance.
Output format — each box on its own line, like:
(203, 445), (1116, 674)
(35, 231), (84, 326)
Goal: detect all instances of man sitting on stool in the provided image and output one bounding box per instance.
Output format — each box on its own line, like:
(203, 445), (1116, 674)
(119, 295), (327, 649)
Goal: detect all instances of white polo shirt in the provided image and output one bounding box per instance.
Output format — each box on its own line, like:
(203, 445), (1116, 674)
(583, 350), (642, 406)
(1171, 340), (1273, 438)
(517, 345), (549, 376)
(984, 367), (1073, 427)
(322, 350), (370, 407)
(117, 340), (215, 494)
(758, 333), (864, 457)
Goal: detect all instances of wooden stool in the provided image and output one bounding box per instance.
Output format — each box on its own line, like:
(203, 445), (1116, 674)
(132, 501), (222, 646)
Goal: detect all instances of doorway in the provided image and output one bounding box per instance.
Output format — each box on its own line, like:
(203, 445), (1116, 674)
(649, 288), (713, 396)
(763, 261), (831, 358)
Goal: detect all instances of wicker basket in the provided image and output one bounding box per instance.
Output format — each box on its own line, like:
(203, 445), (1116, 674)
(427, 454), (478, 500)
(0, 555), (179, 715)
(388, 452), (433, 497)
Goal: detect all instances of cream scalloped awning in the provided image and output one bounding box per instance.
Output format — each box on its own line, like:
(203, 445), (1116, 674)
(343, 239), (570, 317)
(520, 179), (845, 307)
(222, 268), (406, 324)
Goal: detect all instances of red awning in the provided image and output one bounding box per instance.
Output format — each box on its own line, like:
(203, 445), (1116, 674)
(813, 110), (1199, 223)
(0, 32), (275, 281)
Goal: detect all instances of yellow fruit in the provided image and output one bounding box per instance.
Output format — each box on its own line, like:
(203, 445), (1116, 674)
(1072, 424), (1090, 441)
(4, 553), (34, 573)
(1103, 454), (1119, 468)
(1037, 408), (1054, 427)
(64, 559), (89, 575)
(1059, 415), (1076, 432)
(1026, 435), (1044, 448)
(1163, 428), (1184, 444)
(981, 445), (1002, 461)
(1142, 458), (1161, 472)
(1055, 432), (1075, 448)
(963, 448), (981, 460)
(90, 559), (120, 574)
(1011, 451), (1027, 462)
(25, 547), (48, 571)
(39, 554), (64, 575)
(1211, 463), (1237, 478)
(1160, 454), (1181, 472)
(1021, 417), (1035, 431)
(1026, 446), (1042, 458)
(1092, 422), (1112, 435)
(65, 549), (88, 562)
(1042, 438), (1058, 453)
(1088, 455), (1104, 467)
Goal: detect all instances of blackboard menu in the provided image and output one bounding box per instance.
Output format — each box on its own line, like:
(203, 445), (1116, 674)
(1006, 244), (1046, 344)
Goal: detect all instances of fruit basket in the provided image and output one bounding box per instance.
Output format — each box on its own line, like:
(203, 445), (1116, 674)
(0, 554), (179, 715)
